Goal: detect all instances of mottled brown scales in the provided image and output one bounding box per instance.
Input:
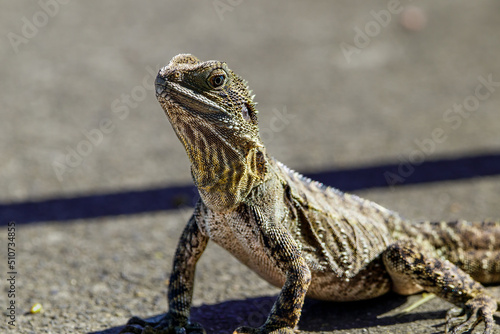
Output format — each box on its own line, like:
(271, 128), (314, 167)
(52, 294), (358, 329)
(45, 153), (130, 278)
(121, 54), (500, 334)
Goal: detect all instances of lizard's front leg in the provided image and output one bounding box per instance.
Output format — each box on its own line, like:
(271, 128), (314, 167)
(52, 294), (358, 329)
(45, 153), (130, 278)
(235, 207), (311, 334)
(120, 214), (209, 334)
(383, 240), (497, 334)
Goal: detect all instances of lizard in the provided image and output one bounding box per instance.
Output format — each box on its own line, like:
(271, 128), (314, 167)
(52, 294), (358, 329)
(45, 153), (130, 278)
(120, 54), (500, 334)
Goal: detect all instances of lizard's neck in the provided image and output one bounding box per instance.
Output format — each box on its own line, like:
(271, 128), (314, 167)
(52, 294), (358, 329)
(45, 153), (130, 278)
(189, 143), (268, 212)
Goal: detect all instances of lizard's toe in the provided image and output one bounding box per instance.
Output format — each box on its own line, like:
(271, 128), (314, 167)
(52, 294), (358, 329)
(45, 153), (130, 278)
(120, 315), (205, 334)
(444, 293), (496, 334)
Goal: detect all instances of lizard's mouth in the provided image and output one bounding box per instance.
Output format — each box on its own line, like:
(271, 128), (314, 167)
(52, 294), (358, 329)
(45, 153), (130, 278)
(155, 74), (228, 118)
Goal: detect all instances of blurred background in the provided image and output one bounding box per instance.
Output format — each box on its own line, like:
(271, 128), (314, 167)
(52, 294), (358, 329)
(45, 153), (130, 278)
(1, 1), (500, 333)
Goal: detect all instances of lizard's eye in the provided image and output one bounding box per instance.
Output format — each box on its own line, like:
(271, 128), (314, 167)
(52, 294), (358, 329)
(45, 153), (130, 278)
(208, 70), (226, 89)
(212, 75), (225, 87)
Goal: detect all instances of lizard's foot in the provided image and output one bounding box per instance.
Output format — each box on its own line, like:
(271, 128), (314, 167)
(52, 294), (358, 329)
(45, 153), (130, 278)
(444, 293), (497, 334)
(120, 314), (206, 334)
(233, 326), (295, 334)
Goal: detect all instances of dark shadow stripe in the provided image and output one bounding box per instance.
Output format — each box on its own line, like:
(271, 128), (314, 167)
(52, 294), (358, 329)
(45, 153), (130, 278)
(310, 152), (500, 191)
(0, 185), (198, 225)
(2, 153), (500, 224)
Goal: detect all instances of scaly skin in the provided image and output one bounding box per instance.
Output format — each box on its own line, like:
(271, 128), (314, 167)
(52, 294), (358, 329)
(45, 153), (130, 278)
(120, 54), (500, 334)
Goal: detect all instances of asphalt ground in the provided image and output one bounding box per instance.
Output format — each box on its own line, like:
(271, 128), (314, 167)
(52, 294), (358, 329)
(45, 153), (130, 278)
(1, 1), (500, 333)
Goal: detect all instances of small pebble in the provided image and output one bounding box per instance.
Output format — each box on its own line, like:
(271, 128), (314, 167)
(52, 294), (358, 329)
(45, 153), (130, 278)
(30, 303), (43, 314)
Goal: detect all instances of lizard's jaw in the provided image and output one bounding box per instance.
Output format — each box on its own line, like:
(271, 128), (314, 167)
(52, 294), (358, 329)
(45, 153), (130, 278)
(155, 75), (228, 116)
(155, 74), (243, 139)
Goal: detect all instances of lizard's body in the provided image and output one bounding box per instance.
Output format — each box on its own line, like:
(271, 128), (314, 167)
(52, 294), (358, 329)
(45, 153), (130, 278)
(201, 157), (398, 301)
(122, 54), (500, 334)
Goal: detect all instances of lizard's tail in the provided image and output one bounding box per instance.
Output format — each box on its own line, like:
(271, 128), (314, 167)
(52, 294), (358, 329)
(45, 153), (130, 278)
(411, 220), (500, 284)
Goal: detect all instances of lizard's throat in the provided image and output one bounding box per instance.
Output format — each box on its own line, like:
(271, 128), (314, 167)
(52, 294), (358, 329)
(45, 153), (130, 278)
(189, 142), (267, 212)
(175, 124), (266, 212)
(164, 100), (266, 211)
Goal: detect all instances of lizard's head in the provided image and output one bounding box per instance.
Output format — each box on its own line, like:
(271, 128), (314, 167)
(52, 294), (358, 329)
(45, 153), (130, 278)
(155, 54), (262, 149)
(155, 54), (267, 212)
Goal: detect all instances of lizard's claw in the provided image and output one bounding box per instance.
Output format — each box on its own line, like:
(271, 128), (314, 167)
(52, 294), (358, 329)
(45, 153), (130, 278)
(233, 326), (295, 334)
(120, 315), (206, 334)
(444, 293), (496, 334)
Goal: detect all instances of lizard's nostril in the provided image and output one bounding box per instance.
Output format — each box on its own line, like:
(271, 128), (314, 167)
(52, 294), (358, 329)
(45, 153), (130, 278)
(155, 75), (166, 95)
